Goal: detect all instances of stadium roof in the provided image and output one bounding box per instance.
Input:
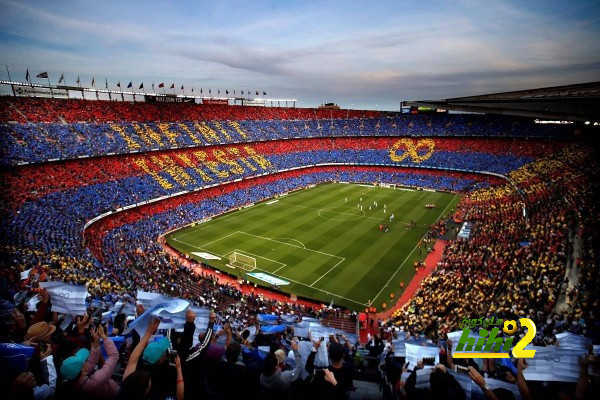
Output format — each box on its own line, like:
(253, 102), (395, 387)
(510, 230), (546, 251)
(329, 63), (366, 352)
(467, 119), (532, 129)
(405, 81), (600, 122)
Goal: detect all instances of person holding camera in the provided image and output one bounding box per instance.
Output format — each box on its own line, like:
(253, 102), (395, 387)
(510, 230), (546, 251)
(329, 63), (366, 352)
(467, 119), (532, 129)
(121, 317), (184, 400)
(60, 324), (120, 399)
(305, 338), (354, 400)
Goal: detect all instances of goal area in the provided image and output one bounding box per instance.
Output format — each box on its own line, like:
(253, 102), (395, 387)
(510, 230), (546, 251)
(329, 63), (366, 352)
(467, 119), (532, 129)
(226, 251), (257, 272)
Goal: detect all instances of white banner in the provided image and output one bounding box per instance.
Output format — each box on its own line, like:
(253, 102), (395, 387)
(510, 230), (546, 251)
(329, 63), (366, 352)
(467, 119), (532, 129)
(20, 268), (32, 280)
(15, 86), (69, 98)
(39, 282), (89, 316)
(392, 339), (406, 357)
(191, 252), (222, 260)
(124, 299), (189, 337)
(555, 332), (591, 351)
(523, 346), (584, 382)
(405, 343), (439, 370)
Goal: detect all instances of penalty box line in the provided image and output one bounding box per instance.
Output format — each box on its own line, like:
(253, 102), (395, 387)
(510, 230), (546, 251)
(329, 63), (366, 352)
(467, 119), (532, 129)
(236, 231), (344, 260)
(309, 257), (345, 287)
(250, 266), (366, 307)
(172, 230), (364, 306)
(224, 249), (287, 272)
(236, 231), (349, 297)
(172, 230), (239, 250)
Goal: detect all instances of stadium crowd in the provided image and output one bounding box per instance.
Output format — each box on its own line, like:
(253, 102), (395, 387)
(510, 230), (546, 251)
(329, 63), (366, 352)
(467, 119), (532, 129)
(1, 262), (597, 399)
(388, 143), (599, 347)
(1, 97), (598, 399)
(0, 97), (572, 164)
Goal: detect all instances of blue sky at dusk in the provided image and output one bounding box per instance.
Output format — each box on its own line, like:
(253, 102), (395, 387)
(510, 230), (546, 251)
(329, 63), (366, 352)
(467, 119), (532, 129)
(0, 0), (599, 109)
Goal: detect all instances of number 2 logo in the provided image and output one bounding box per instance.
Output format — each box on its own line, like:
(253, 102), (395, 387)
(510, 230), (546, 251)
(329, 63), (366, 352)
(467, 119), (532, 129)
(512, 318), (536, 358)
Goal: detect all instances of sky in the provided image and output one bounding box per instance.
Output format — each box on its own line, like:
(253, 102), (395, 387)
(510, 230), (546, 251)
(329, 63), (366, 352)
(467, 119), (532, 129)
(0, 0), (599, 110)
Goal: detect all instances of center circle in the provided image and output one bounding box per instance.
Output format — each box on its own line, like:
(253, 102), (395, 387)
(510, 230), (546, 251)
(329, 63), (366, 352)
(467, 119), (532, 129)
(317, 207), (365, 221)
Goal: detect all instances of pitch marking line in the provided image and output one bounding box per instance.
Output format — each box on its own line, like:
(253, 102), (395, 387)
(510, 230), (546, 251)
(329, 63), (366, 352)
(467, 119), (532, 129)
(171, 236), (365, 306)
(272, 237), (306, 249)
(285, 203), (366, 219)
(273, 265), (287, 273)
(236, 231), (344, 260)
(317, 208), (365, 221)
(309, 257), (346, 287)
(172, 184), (316, 239)
(173, 230), (239, 249)
(371, 198), (455, 304)
(225, 249), (287, 270)
(251, 267), (366, 306)
(277, 202), (426, 227)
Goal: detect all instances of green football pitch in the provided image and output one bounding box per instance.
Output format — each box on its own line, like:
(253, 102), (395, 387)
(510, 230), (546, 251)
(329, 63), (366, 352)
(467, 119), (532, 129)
(166, 183), (460, 310)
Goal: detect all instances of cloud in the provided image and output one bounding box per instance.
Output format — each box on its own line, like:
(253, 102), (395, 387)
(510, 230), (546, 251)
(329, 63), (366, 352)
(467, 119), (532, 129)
(0, 0), (599, 109)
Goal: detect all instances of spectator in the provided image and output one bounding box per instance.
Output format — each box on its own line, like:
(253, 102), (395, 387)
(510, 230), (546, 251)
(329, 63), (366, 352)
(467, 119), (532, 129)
(305, 340), (354, 400)
(259, 339), (302, 396)
(59, 325), (120, 399)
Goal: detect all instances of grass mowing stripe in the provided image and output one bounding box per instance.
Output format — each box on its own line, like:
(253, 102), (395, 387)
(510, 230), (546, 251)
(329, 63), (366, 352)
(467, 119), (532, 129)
(369, 193), (456, 306)
(166, 183), (460, 310)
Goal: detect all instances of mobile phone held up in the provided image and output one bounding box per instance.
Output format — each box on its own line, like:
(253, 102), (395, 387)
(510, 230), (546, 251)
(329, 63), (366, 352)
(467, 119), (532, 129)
(168, 349), (178, 366)
(455, 365), (469, 375)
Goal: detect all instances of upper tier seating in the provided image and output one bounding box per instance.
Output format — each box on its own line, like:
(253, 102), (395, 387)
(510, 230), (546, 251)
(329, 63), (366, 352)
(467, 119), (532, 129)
(0, 97), (573, 164)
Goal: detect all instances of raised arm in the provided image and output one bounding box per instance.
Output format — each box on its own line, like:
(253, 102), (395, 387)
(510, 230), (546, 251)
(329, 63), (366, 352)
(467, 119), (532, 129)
(175, 355), (184, 400)
(123, 318), (160, 380)
(304, 339), (321, 374)
(84, 326), (102, 372)
(32, 289), (49, 324)
(223, 323), (232, 349)
(185, 311), (216, 362)
(516, 359), (533, 400)
(281, 340), (302, 384)
(446, 338), (455, 370)
(177, 309), (196, 361)
(88, 325), (119, 384)
(116, 297), (128, 315)
(468, 366), (498, 400)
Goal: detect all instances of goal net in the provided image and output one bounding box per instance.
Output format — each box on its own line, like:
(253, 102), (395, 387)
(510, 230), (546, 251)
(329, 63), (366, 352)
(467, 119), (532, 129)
(227, 251), (257, 272)
(380, 183), (396, 190)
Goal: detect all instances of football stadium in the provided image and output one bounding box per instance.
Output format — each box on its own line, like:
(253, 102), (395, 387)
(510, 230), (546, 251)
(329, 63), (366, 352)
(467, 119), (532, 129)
(1, 1), (599, 400)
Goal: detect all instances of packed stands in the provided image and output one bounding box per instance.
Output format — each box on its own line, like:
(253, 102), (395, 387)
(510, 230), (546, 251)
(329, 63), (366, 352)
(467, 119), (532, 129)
(1, 96), (598, 399)
(389, 144), (599, 341)
(0, 97), (573, 164)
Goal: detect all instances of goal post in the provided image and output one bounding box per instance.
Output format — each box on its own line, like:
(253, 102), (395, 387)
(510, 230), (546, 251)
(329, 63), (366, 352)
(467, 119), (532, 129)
(227, 251), (257, 272)
(380, 183), (396, 190)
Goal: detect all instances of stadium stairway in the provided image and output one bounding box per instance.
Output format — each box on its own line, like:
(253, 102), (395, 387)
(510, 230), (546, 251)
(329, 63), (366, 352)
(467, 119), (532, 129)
(357, 239), (448, 343)
(321, 313), (358, 335)
(378, 239), (446, 320)
(349, 380), (382, 400)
